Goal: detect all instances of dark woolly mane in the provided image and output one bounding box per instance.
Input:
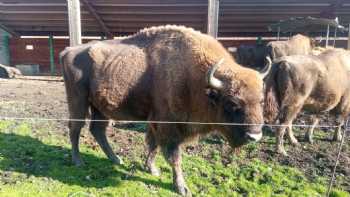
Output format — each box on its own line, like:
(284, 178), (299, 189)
(129, 25), (202, 40)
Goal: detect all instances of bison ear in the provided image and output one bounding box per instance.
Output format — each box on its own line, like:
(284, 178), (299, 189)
(205, 88), (221, 106)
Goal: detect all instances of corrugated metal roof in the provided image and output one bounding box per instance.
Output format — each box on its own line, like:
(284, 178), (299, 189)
(268, 16), (348, 33)
(1, 0), (350, 37)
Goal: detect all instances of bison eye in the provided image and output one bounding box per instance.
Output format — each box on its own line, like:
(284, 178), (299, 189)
(206, 88), (221, 106)
(260, 100), (265, 106)
(223, 100), (241, 114)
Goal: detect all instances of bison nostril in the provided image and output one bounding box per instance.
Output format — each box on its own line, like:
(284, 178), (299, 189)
(245, 132), (262, 142)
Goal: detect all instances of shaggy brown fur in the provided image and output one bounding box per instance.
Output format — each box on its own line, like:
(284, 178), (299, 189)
(264, 49), (350, 155)
(266, 34), (315, 60)
(234, 34), (315, 72)
(311, 46), (334, 56)
(61, 25), (266, 195)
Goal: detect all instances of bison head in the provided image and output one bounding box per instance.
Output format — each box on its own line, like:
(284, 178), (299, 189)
(206, 59), (270, 148)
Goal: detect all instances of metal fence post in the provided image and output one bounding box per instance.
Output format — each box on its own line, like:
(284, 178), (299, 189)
(49, 35), (55, 75)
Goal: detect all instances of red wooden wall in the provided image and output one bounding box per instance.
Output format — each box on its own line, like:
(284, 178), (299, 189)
(9, 37), (262, 75)
(10, 37), (347, 75)
(10, 38), (84, 75)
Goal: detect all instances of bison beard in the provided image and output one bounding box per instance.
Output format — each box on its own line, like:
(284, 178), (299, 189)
(60, 25), (266, 196)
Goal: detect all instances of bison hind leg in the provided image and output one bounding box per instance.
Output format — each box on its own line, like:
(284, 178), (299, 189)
(69, 120), (86, 166)
(305, 116), (319, 144)
(333, 120), (344, 142)
(286, 124), (300, 146)
(67, 95), (89, 166)
(89, 107), (123, 165)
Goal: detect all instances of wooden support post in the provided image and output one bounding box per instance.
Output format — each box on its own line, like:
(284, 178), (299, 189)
(207, 0), (220, 38)
(67, 0), (82, 46)
(348, 24), (350, 50)
(49, 35), (55, 75)
(333, 27), (337, 47)
(0, 23), (19, 38)
(326, 24), (330, 47)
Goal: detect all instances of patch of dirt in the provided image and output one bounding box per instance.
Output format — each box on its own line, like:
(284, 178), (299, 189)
(0, 77), (349, 191)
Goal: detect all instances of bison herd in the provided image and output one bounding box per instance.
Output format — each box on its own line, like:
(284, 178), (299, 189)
(60, 25), (350, 196)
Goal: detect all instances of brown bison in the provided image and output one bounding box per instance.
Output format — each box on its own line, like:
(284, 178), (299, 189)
(235, 34), (315, 71)
(266, 34), (316, 60)
(264, 49), (350, 156)
(60, 25), (269, 195)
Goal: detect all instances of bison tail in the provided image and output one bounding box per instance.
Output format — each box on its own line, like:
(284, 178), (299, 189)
(59, 47), (73, 81)
(264, 61), (281, 123)
(59, 47), (72, 66)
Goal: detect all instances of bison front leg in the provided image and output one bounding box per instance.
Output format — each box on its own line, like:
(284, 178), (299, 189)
(90, 107), (123, 165)
(276, 125), (288, 156)
(145, 125), (160, 176)
(164, 144), (191, 196)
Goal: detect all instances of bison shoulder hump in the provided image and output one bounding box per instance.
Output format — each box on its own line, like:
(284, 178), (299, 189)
(88, 42), (112, 66)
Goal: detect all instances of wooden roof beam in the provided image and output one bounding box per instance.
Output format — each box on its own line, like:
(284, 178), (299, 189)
(320, 0), (345, 19)
(0, 22), (19, 37)
(81, 0), (113, 38)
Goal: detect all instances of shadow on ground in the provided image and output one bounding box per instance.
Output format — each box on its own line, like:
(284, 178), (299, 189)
(0, 132), (172, 190)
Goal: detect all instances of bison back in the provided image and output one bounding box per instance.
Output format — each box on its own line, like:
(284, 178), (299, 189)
(87, 41), (152, 120)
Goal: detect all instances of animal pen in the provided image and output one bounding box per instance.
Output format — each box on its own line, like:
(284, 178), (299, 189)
(0, 0), (350, 196)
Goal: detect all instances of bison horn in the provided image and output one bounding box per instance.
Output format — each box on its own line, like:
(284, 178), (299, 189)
(260, 56), (272, 80)
(207, 58), (224, 89)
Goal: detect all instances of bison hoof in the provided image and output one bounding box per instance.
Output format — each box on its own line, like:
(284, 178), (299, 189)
(111, 155), (124, 165)
(276, 148), (288, 156)
(305, 136), (314, 144)
(291, 140), (301, 147)
(333, 134), (342, 142)
(176, 185), (192, 196)
(73, 158), (85, 167)
(149, 167), (161, 177)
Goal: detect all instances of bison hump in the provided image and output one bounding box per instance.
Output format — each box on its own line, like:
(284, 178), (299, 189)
(88, 42), (115, 66)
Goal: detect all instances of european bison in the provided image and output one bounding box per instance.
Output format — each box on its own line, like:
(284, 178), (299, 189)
(235, 34), (315, 71)
(264, 49), (350, 156)
(60, 25), (269, 195)
(266, 34), (316, 60)
(235, 44), (267, 70)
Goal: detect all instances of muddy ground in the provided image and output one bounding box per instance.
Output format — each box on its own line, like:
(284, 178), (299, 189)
(0, 77), (349, 191)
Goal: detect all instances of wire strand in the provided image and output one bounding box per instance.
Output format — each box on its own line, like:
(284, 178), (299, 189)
(0, 116), (340, 128)
(326, 118), (349, 196)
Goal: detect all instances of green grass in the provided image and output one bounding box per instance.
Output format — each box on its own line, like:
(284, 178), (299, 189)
(0, 120), (348, 197)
